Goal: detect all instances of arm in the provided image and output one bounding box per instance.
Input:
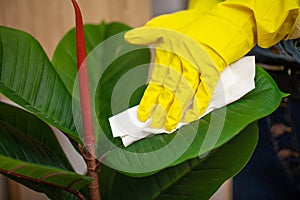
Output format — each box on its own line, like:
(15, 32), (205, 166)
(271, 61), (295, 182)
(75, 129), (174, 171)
(125, 0), (300, 130)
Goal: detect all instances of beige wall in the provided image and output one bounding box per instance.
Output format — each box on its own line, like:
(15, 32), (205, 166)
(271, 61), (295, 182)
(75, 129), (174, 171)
(0, 0), (151, 199)
(0, 0), (151, 57)
(211, 179), (232, 200)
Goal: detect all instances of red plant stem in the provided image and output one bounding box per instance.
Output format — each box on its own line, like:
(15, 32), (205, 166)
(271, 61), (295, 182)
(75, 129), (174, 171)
(70, 0), (101, 199)
(71, 0), (94, 148)
(0, 168), (87, 200)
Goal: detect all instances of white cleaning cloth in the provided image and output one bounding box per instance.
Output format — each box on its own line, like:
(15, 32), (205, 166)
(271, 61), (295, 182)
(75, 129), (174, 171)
(109, 56), (256, 147)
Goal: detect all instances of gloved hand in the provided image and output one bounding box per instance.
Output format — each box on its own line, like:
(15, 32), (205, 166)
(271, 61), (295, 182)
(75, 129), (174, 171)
(125, 11), (233, 132)
(125, 0), (300, 131)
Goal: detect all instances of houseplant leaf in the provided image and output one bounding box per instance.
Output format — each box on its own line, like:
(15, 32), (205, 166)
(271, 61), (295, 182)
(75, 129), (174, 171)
(52, 22), (131, 95)
(52, 20), (150, 152)
(51, 21), (284, 176)
(0, 102), (92, 199)
(0, 102), (71, 169)
(1, 156), (89, 200)
(0, 26), (80, 143)
(96, 62), (284, 176)
(99, 122), (258, 200)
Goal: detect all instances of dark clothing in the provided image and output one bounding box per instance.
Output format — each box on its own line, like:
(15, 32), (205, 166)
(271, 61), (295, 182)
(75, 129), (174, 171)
(233, 80), (300, 200)
(234, 39), (300, 199)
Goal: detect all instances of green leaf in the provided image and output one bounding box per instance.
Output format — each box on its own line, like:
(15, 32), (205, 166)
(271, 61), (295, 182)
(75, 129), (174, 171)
(0, 102), (71, 169)
(4, 174), (85, 200)
(52, 20), (150, 154)
(96, 63), (284, 176)
(52, 22), (131, 95)
(0, 26), (80, 143)
(0, 155), (90, 200)
(99, 122), (258, 200)
(51, 21), (283, 176)
(0, 103), (92, 199)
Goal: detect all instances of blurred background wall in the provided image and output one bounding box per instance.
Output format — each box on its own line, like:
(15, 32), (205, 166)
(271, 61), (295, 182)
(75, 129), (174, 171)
(153, 0), (188, 16)
(0, 0), (151, 58)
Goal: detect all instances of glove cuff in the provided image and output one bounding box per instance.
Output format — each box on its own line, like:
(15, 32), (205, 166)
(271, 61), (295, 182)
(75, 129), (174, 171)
(183, 3), (256, 68)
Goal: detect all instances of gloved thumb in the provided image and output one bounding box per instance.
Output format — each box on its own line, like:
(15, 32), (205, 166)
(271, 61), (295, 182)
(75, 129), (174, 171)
(124, 27), (163, 46)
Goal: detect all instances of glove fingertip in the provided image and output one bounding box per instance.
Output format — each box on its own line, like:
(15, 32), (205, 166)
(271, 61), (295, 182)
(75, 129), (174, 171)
(150, 105), (167, 129)
(137, 109), (150, 122)
(124, 28), (155, 45)
(165, 114), (180, 132)
(164, 123), (177, 132)
(182, 110), (198, 123)
(137, 105), (150, 122)
(124, 31), (142, 44)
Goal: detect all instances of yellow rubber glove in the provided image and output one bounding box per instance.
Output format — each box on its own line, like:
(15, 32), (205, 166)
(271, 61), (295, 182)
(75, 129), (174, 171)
(125, 0), (300, 131)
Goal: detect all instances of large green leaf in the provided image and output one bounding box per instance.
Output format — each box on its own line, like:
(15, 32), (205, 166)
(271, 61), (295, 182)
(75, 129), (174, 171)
(1, 156), (89, 200)
(96, 63), (284, 176)
(99, 122), (258, 200)
(0, 102), (92, 199)
(52, 21), (150, 154)
(52, 22), (131, 95)
(0, 102), (71, 169)
(0, 26), (80, 143)
(51, 21), (284, 176)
